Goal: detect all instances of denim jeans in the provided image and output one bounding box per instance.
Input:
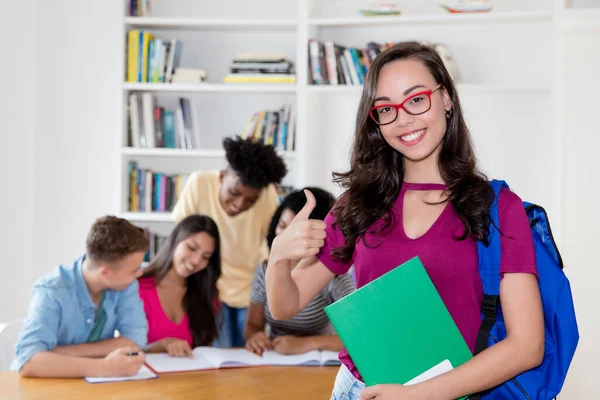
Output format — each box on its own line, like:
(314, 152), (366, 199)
(330, 364), (366, 400)
(212, 303), (248, 348)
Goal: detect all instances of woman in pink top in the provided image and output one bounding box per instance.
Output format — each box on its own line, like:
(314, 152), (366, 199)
(265, 41), (543, 400)
(139, 215), (221, 357)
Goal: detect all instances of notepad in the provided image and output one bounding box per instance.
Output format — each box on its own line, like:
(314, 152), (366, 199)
(324, 256), (473, 389)
(84, 365), (158, 383)
(145, 347), (341, 373)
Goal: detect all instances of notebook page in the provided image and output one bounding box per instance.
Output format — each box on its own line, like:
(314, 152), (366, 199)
(145, 350), (215, 373)
(197, 347), (265, 368)
(319, 350), (342, 366)
(261, 350), (321, 366)
(404, 359), (453, 385)
(85, 365), (158, 383)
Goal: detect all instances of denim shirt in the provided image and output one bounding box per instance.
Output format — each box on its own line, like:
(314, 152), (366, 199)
(11, 255), (148, 371)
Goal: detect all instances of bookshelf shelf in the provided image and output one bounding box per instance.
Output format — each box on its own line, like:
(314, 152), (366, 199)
(123, 83), (297, 93)
(307, 84), (551, 94)
(118, 212), (173, 222)
(307, 11), (552, 26)
(124, 17), (298, 30)
(120, 147), (297, 159)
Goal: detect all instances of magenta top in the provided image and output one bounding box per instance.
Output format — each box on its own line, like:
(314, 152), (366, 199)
(317, 182), (537, 380)
(138, 277), (194, 347)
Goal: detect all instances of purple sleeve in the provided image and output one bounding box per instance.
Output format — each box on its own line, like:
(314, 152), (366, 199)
(498, 188), (538, 278)
(316, 210), (352, 275)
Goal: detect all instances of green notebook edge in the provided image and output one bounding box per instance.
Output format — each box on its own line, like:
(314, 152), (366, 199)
(325, 256), (473, 399)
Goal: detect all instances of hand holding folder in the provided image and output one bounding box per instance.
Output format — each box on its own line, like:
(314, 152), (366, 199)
(325, 256), (472, 392)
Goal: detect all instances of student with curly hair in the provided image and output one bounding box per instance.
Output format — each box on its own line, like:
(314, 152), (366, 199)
(172, 136), (287, 348)
(13, 216), (149, 378)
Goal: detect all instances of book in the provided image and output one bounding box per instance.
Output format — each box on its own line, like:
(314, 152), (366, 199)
(145, 347), (341, 373)
(85, 365), (158, 384)
(324, 256), (473, 390)
(441, 0), (492, 13)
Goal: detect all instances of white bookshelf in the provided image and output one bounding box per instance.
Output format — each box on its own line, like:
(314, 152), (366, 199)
(307, 10), (552, 26)
(119, 212), (173, 222)
(117, 0), (564, 224)
(120, 147), (296, 159)
(124, 17), (298, 29)
(123, 82), (297, 93)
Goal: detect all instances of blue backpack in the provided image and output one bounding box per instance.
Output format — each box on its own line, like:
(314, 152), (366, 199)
(472, 180), (579, 399)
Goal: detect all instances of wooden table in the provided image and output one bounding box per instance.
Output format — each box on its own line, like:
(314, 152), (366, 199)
(0, 366), (338, 399)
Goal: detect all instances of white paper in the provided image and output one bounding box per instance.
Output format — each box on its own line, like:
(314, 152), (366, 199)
(404, 359), (453, 386)
(262, 350), (321, 366)
(144, 347), (340, 373)
(144, 351), (215, 373)
(198, 347), (264, 368)
(85, 365), (158, 383)
(320, 350), (342, 366)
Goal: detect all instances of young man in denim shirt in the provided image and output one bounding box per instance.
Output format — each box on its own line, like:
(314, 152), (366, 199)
(12, 216), (150, 378)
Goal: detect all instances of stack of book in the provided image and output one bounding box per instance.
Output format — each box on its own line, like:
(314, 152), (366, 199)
(358, 2), (401, 16)
(127, 30), (183, 84)
(238, 104), (295, 152)
(128, 161), (189, 213)
(224, 53), (296, 84)
(441, 0), (492, 13)
(308, 40), (457, 85)
(128, 94), (196, 149)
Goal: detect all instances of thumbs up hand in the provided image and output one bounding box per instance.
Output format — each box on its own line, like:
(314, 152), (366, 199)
(271, 190), (327, 262)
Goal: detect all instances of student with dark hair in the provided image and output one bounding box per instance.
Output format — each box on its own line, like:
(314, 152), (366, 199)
(266, 42), (543, 399)
(244, 188), (355, 356)
(172, 136), (287, 348)
(13, 216), (149, 378)
(139, 215), (221, 357)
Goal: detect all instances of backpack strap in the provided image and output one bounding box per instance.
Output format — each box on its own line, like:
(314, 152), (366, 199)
(470, 180), (507, 400)
(474, 179), (507, 356)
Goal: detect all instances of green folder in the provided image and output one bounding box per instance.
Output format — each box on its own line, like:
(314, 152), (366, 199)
(325, 256), (472, 391)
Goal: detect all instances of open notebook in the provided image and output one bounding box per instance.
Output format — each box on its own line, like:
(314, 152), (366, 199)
(145, 347), (340, 373)
(85, 365), (158, 383)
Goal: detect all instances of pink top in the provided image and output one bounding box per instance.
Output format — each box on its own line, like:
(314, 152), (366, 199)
(138, 277), (194, 347)
(317, 183), (537, 381)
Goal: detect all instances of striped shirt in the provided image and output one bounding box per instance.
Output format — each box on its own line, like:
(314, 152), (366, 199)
(249, 262), (356, 338)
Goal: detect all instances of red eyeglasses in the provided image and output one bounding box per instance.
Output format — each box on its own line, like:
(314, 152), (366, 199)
(370, 83), (444, 125)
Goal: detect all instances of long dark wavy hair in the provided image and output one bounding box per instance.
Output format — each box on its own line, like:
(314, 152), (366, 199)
(142, 215), (221, 346)
(332, 41), (493, 262)
(266, 187), (335, 249)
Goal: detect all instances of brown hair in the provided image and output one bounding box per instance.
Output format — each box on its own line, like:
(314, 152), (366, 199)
(331, 41), (493, 262)
(86, 216), (149, 263)
(143, 215), (221, 346)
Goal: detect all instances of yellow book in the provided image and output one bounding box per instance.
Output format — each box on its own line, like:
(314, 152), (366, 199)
(130, 168), (138, 212)
(141, 32), (155, 83)
(127, 30), (140, 82)
(253, 111), (266, 140)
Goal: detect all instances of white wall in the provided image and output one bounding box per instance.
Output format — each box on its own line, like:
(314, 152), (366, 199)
(32, 0), (123, 279)
(0, 1), (37, 321)
(559, 26), (600, 400)
(0, 0), (122, 321)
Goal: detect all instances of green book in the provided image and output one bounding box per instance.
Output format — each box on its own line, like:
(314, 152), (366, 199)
(325, 256), (472, 392)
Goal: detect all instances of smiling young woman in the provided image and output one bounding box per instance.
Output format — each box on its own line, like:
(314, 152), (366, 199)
(139, 215), (222, 358)
(265, 41), (543, 400)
